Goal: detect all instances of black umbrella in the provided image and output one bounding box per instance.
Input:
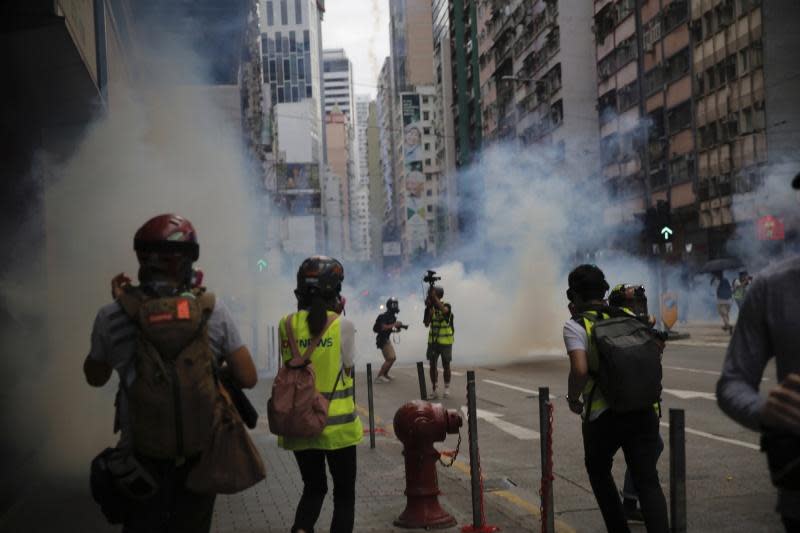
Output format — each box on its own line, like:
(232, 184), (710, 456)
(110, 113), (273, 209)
(699, 257), (743, 274)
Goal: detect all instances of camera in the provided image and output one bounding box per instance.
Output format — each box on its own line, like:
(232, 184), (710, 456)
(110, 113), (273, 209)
(423, 270), (441, 286)
(396, 324), (409, 331)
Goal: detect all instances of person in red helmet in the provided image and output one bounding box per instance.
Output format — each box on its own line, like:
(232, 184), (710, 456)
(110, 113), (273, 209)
(83, 214), (258, 533)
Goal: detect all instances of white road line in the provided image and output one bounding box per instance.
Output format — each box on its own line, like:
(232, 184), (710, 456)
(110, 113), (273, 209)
(669, 340), (730, 348)
(663, 365), (768, 381)
(483, 379), (540, 397)
(659, 422), (760, 451)
(461, 406), (540, 440)
(662, 388), (717, 401)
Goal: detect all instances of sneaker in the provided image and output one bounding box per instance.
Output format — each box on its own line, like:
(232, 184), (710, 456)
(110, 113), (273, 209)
(384, 374), (394, 381)
(443, 387), (450, 398)
(428, 390), (438, 400)
(623, 498), (644, 524)
(375, 376), (390, 384)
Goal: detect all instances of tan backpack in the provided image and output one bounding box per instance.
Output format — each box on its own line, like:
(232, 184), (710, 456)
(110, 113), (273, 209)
(118, 287), (219, 459)
(267, 313), (340, 439)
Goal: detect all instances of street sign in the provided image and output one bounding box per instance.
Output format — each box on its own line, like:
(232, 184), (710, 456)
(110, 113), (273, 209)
(661, 226), (673, 240)
(256, 259), (267, 272)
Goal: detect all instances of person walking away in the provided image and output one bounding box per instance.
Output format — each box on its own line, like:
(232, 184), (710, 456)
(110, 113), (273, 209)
(83, 214), (258, 533)
(373, 297), (404, 383)
(732, 270), (752, 310)
(563, 265), (669, 533)
(712, 271), (734, 333)
(716, 172), (800, 533)
(278, 256), (362, 533)
(423, 286), (453, 399)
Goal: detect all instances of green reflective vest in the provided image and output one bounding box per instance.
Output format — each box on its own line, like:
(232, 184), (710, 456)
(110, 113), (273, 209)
(278, 310), (362, 451)
(428, 304), (454, 345)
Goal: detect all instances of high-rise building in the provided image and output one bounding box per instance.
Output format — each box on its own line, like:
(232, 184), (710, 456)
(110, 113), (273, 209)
(692, 0), (800, 258)
(260, 0), (326, 250)
(485, 0), (598, 181)
(389, 0), (446, 262)
(377, 57), (402, 269)
(367, 100), (386, 268)
(323, 49), (356, 118)
(352, 95), (373, 260)
(325, 108), (352, 255)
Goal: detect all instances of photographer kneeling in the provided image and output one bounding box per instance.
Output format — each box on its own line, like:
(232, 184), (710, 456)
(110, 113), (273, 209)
(373, 297), (406, 383)
(424, 286), (453, 399)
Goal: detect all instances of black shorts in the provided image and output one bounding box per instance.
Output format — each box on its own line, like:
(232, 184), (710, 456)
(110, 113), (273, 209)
(426, 343), (452, 365)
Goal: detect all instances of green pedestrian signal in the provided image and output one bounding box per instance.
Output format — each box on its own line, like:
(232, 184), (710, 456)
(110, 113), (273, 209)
(661, 226), (673, 241)
(256, 259), (267, 272)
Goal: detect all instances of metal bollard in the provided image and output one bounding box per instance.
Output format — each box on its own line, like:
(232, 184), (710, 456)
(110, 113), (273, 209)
(466, 371), (482, 529)
(539, 387), (554, 533)
(670, 409), (687, 533)
(417, 361), (428, 400)
(366, 363), (376, 449)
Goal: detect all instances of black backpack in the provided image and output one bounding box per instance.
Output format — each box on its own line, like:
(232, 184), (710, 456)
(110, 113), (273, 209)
(579, 307), (663, 413)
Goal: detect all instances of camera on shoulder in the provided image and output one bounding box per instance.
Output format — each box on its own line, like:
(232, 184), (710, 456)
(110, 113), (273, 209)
(423, 269), (441, 286)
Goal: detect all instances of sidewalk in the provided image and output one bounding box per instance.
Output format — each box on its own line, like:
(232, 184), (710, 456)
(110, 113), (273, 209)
(667, 320), (734, 347)
(212, 382), (575, 533)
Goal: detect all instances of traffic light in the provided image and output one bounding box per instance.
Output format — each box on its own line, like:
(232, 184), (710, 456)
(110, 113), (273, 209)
(644, 207), (658, 243)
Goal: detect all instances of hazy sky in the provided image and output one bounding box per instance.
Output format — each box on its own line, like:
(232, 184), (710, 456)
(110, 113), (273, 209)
(321, 1), (390, 99)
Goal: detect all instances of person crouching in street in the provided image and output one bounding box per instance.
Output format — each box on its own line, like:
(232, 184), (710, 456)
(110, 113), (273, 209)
(373, 297), (404, 383)
(423, 286), (453, 399)
(279, 256), (362, 533)
(563, 265), (669, 533)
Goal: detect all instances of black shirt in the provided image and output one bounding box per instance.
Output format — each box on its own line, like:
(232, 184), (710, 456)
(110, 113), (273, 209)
(373, 311), (397, 348)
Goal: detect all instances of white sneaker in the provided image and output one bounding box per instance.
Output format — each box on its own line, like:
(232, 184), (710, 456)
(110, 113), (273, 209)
(375, 376), (389, 384)
(428, 390), (438, 400)
(443, 387), (450, 398)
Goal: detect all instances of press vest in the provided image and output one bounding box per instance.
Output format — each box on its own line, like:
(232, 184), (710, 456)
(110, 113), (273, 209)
(428, 304), (454, 345)
(278, 310), (362, 451)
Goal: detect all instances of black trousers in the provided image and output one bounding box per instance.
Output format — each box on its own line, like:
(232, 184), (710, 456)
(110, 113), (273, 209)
(582, 409), (669, 533)
(122, 456), (216, 533)
(292, 445), (357, 533)
(784, 516), (800, 533)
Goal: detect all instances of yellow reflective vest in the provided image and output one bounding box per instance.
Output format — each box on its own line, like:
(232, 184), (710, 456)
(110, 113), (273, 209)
(278, 310), (362, 451)
(428, 304), (454, 345)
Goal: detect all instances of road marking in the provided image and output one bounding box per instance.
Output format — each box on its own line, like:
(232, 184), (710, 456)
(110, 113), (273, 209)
(659, 422), (760, 450)
(663, 388), (717, 401)
(461, 406), (540, 440)
(669, 340), (730, 348)
(483, 379), (540, 396)
(663, 365), (768, 381)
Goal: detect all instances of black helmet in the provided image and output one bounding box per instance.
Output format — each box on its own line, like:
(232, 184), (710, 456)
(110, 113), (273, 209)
(386, 297), (399, 313)
(567, 264), (609, 302)
(609, 283), (649, 316)
(295, 256), (344, 299)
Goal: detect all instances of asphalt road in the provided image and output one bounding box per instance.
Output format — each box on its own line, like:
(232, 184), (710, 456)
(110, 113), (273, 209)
(359, 341), (783, 532)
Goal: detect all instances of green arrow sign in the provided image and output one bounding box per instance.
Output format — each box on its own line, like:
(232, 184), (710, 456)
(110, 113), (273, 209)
(661, 226), (673, 240)
(256, 259), (267, 272)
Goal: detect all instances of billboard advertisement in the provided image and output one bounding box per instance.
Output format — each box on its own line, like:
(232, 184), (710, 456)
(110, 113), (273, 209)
(400, 93), (428, 253)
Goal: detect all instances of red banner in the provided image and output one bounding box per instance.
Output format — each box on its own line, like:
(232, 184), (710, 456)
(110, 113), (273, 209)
(756, 215), (785, 241)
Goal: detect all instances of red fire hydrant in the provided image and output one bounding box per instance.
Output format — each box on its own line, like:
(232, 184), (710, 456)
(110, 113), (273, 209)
(393, 400), (462, 529)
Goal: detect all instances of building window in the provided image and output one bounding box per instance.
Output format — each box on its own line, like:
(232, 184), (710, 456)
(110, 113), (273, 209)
(280, 0), (288, 25)
(427, 205), (433, 212)
(667, 101), (692, 133)
(665, 47), (690, 83)
(295, 0), (302, 24)
(664, 0), (688, 33)
(284, 59), (291, 79)
(297, 58), (304, 79)
(277, 87), (285, 102)
(424, 143), (430, 151)
(306, 84), (313, 98)
(275, 32), (282, 52)
(303, 30), (310, 51)
(617, 82), (638, 111)
(292, 86), (299, 102)
(266, 1), (274, 26)
(644, 65), (665, 95)
(427, 189), (433, 197)
(425, 158), (432, 166)
(424, 127), (431, 135)
(426, 173), (433, 181)
(269, 60), (277, 82)
(289, 31), (296, 52)
(423, 111), (430, 120)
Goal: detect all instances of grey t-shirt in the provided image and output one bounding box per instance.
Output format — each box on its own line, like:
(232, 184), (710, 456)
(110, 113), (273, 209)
(88, 297), (244, 446)
(716, 255), (800, 518)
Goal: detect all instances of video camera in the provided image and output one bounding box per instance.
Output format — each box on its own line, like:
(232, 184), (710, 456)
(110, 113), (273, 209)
(423, 270), (441, 287)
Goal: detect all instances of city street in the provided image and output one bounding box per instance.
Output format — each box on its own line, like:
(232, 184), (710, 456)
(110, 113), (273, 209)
(0, 325), (785, 532)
